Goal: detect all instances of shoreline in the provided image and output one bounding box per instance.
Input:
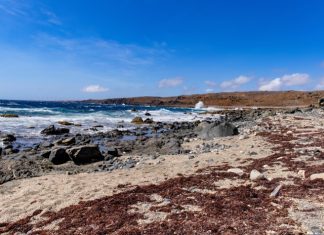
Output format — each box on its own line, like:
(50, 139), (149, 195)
(0, 106), (323, 234)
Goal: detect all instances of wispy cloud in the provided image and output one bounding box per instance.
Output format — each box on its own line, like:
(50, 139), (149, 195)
(82, 85), (109, 93)
(220, 75), (251, 90)
(159, 77), (183, 88)
(259, 73), (310, 91)
(0, 0), (62, 25)
(34, 34), (169, 67)
(204, 80), (217, 87)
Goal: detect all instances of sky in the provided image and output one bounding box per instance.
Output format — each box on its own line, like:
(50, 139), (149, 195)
(0, 0), (324, 100)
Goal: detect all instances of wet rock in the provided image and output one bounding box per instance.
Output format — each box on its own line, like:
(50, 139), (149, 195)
(58, 121), (74, 126)
(227, 168), (244, 176)
(144, 118), (154, 124)
(41, 125), (70, 135)
(131, 117), (144, 124)
(67, 145), (104, 165)
(49, 148), (70, 165)
(144, 112), (151, 116)
(310, 173), (324, 180)
(250, 169), (265, 181)
(0, 147), (2, 156)
(0, 113), (19, 118)
(1, 134), (16, 142)
(196, 122), (239, 139)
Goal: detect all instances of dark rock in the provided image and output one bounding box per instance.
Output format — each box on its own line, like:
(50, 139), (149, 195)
(49, 148), (70, 165)
(40, 150), (51, 158)
(2, 134), (16, 142)
(144, 118), (154, 124)
(61, 137), (76, 146)
(41, 125), (70, 135)
(196, 122), (239, 139)
(67, 145), (104, 165)
(107, 147), (119, 157)
(0, 147), (2, 156)
(144, 112), (151, 116)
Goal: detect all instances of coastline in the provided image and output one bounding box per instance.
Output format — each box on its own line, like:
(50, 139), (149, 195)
(0, 105), (324, 234)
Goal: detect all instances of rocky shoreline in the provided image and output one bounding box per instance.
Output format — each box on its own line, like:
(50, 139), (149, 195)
(0, 106), (324, 234)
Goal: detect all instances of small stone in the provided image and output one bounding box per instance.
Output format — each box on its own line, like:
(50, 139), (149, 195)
(188, 155), (195, 159)
(227, 168), (244, 176)
(250, 169), (265, 181)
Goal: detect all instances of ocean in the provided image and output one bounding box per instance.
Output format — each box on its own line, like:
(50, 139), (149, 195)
(0, 100), (218, 145)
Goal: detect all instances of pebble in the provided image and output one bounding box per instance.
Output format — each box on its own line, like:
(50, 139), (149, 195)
(250, 169), (265, 181)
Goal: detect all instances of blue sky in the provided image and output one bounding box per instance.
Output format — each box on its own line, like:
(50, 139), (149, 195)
(0, 0), (324, 100)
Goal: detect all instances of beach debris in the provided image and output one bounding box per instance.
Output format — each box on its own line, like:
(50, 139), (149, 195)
(49, 148), (70, 165)
(227, 168), (244, 176)
(67, 145), (104, 165)
(41, 125), (70, 135)
(250, 169), (265, 181)
(270, 184), (283, 197)
(131, 116), (144, 124)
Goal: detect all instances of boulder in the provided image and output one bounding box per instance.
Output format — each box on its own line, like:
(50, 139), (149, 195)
(131, 117), (144, 124)
(107, 147), (119, 157)
(250, 169), (265, 181)
(41, 125), (70, 135)
(49, 148), (70, 165)
(1, 134), (16, 142)
(0, 113), (19, 118)
(144, 112), (151, 116)
(310, 173), (324, 180)
(196, 122), (238, 139)
(318, 98), (324, 107)
(67, 145), (104, 164)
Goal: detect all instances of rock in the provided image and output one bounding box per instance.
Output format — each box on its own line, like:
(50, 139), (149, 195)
(107, 147), (119, 157)
(227, 168), (244, 176)
(239, 135), (248, 140)
(58, 121), (74, 126)
(310, 173), (324, 180)
(0, 147), (2, 156)
(61, 137), (76, 146)
(40, 141), (54, 148)
(318, 97), (324, 107)
(67, 145), (104, 164)
(49, 148), (70, 165)
(1, 134), (16, 142)
(250, 169), (265, 181)
(144, 112), (151, 116)
(40, 150), (51, 158)
(197, 122), (239, 139)
(41, 125), (70, 135)
(131, 117), (144, 124)
(0, 113), (19, 118)
(297, 170), (305, 179)
(144, 118), (154, 124)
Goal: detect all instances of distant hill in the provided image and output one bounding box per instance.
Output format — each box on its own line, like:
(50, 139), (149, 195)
(83, 90), (324, 108)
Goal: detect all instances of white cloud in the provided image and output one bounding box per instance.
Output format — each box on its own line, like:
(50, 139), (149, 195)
(259, 78), (282, 91)
(82, 85), (109, 93)
(259, 73), (310, 91)
(159, 77), (183, 88)
(205, 88), (214, 93)
(220, 75), (251, 90)
(315, 78), (324, 90)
